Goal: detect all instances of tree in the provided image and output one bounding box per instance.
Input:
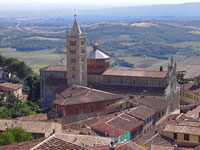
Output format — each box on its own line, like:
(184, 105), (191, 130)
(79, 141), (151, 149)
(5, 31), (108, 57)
(160, 66), (163, 71)
(0, 131), (15, 146)
(177, 71), (186, 84)
(0, 128), (33, 146)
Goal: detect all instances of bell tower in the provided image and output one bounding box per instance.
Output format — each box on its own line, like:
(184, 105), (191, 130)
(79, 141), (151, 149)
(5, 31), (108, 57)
(66, 15), (87, 86)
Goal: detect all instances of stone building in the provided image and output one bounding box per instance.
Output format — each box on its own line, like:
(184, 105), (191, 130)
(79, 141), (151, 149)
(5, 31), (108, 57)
(180, 74), (200, 105)
(40, 16), (180, 110)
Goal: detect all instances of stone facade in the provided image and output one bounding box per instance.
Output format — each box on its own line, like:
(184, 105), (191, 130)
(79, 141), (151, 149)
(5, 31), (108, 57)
(66, 18), (87, 87)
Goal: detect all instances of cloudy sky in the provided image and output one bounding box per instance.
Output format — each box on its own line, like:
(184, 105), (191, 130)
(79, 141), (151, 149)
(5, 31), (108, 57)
(1, 0), (200, 9)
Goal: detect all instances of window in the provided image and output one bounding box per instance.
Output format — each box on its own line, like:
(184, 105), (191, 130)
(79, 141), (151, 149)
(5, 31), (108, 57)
(70, 50), (76, 55)
(72, 74), (76, 79)
(184, 134), (189, 141)
(90, 105), (95, 112)
(74, 108), (79, 115)
(146, 80), (148, 85)
(81, 41), (85, 45)
(199, 136), (200, 143)
(81, 48), (85, 54)
(133, 80), (135, 84)
(72, 67), (76, 71)
(174, 133), (177, 140)
(81, 58), (85, 63)
(70, 41), (76, 46)
(82, 73), (85, 80)
(82, 65), (85, 70)
(71, 58), (76, 63)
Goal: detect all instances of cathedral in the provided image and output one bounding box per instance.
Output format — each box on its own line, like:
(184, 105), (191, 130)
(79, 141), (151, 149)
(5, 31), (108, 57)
(40, 17), (180, 111)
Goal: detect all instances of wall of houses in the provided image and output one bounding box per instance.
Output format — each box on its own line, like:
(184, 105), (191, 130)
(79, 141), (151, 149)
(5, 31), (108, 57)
(40, 70), (67, 108)
(56, 99), (120, 116)
(162, 131), (199, 144)
(180, 90), (200, 105)
(101, 76), (167, 87)
(44, 122), (62, 137)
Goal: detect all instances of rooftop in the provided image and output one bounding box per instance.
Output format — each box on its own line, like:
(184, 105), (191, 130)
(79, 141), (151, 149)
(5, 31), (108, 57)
(126, 106), (155, 120)
(40, 65), (67, 72)
(186, 105), (200, 119)
(130, 96), (168, 112)
(32, 133), (112, 149)
(0, 82), (22, 90)
(181, 83), (200, 95)
(91, 123), (125, 138)
(0, 138), (45, 150)
(106, 113), (143, 132)
(103, 69), (167, 78)
(0, 119), (60, 134)
(163, 124), (200, 136)
(16, 114), (48, 121)
(0, 137), (45, 150)
(54, 84), (124, 106)
(87, 43), (109, 59)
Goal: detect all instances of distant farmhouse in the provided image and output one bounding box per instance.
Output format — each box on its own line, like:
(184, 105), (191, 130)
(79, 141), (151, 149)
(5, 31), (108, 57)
(40, 17), (180, 115)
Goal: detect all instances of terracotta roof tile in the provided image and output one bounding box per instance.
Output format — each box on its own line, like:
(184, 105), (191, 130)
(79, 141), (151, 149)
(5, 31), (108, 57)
(32, 133), (112, 150)
(40, 65), (67, 72)
(0, 83), (22, 90)
(91, 123), (125, 138)
(54, 84), (125, 106)
(126, 106), (155, 120)
(163, 124), (200, 136)
(181, 83), (200, 95)
(17, 114), (48, 121)
(106, 113), (143, 131)
(103, 69), (167, 78)
(0, 137), (46, 150)
(0, 119), (60, 134)
(130, 96), (168, 112)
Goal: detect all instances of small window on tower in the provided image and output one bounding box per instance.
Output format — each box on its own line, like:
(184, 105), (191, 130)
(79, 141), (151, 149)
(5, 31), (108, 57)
(72, 67), (76, 71)
(81, 48), (85, 54)
(70, 50), (76, 55)
(81, 58), (85, 62)
(72, 74), (76, 79)
(70, 41), (76, 46)
(82, 65), (85, 70)
(71, 58), (76, 63)
(81, 41), (85, 45)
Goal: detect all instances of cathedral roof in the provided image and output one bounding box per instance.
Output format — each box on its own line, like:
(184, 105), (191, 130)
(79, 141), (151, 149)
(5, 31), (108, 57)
(54, 84), (124, 106)
(87, 42), (109, 59)
(40, 65), (67, 72)
(103, 69), (167, 78)
(71, 18), (82, 35)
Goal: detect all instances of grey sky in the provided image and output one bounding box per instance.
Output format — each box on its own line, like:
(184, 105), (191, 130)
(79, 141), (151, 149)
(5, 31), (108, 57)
(1, 0), (200, 9)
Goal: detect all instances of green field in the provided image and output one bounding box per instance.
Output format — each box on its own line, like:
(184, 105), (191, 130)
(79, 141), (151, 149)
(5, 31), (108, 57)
(0, 48), (66, 73)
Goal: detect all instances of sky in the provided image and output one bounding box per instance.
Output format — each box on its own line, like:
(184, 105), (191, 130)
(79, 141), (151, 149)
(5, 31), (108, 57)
(1, 0), (200, 9)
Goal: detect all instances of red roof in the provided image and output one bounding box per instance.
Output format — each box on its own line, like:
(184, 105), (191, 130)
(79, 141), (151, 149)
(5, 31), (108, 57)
(17, 114), (48, 121)
(91, 123), (125, 138)
(54, 84), (124, 106)
(181, 83), (200, 95)
(106, 113), (143, 132)
(0, 83), (22, 90)
(40, 65), (67, 72)
(103, 69), (167, 78)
